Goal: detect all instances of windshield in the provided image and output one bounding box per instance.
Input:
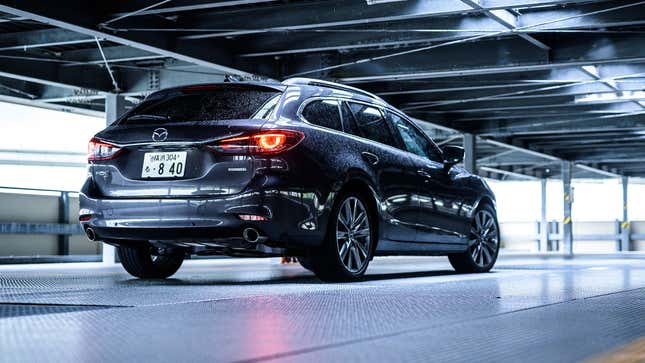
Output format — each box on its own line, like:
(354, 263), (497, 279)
(121, 88), (282, 124)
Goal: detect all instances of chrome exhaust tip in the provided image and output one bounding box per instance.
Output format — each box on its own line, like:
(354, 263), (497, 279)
(242, 228), (260, 244)
(85, 227), (96, 241)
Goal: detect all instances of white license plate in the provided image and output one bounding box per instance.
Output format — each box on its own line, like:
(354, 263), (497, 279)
(141, 151), (187, 178)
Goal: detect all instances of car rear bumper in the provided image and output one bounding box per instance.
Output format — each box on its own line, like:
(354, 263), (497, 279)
(79, 188), (328, 251)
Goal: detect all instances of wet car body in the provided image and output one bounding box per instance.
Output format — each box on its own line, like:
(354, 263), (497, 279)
(80, 78), (496, 276)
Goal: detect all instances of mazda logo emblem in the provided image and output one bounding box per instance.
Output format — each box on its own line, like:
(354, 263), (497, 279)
(152, 128), (168, 142)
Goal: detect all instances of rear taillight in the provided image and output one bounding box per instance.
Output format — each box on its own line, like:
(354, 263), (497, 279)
(88, 138), (122, 161)
(209, 130), (304, 155)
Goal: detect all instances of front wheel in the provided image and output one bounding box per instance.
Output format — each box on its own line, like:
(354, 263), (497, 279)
(117, 245), (184, 279)
(310, 192), (375, 282)
(448, 204), (500, 273)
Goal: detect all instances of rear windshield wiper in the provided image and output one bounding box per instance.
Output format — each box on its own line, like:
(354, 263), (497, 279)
(126, 114), (170, 122)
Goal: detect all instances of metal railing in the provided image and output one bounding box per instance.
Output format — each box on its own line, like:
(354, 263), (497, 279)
(529, 220), (643, 252)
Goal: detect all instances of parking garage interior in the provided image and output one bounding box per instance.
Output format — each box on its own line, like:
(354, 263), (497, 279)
(0, 1), (643, 362)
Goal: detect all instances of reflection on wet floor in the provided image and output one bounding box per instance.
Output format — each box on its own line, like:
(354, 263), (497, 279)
(0, 256), (643, 363)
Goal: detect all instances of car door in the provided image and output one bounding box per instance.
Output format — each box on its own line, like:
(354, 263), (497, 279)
(341, 101), (419, 243)
(387, 112), (468, 244)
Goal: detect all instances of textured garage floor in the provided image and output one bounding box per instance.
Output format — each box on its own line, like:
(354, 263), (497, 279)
(0, 255), (643, 363)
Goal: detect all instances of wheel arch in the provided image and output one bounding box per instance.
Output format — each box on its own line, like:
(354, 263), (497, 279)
(473, 195), (496, 214)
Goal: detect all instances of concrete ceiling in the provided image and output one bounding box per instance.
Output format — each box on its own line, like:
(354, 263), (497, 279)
(0, 0), (643, 179)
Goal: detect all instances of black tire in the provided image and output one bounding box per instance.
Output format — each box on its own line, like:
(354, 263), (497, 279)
(309, 191), (375, 282)
(117, 245), (184, 279)
(297, 256), (314, 272)
(449, 203), (500, 273)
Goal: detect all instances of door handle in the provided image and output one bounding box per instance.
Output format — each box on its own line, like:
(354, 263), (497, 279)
(361, 151), (379, 166)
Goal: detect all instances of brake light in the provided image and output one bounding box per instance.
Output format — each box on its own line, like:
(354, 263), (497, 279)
(209, 130), (304, 155)
(88, 138), (122, 161)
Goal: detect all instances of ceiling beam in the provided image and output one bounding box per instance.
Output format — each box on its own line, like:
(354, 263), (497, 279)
(0, 93), (103, 117)
(0, 28), (94, 51)
(238, 16), (506, 58)
(0, 1), (253, 78)
(0, 53), (114, 91)
(330, 33), (645, 83)
(236, 0), (644, 59)
(476, 111), (645, 136)
(412, 100), (643, 115)
(461, 0), (550, 50)
(481, 138), (621, 177)
(111, 0), (279, 17)
(180, 0), (477, 40)
(177, 0), (608, 40)
(60, 45), (165, 64)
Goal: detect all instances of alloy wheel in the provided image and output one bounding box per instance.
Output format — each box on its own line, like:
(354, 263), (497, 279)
(469, 209), (498, 268)
(336, 197), (371, 273)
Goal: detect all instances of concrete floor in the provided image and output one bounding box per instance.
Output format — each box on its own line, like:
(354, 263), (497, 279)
(0, 255), (643, 363)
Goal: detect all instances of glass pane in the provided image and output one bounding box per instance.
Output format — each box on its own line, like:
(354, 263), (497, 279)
(389, 112), (443, 162)
(301, 99), (342, 131)
(347, 102), (396, 147)
(122, 88), (281, 124)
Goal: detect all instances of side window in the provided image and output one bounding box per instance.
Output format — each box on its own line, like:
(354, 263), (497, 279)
(346, 102), (397, 148)
(389, 112), (442, 162)
(301, 99), (343, 132)
(340, 102), (360, 135)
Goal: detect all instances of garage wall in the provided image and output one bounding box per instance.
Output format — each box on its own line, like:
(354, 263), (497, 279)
(0, 191), (100, 256)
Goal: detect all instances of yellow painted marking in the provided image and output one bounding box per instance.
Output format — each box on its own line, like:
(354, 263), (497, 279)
(621, 221), (631, 229)
(564, 193), (571, 201)
(584, 336), (645, 363)
(563, 216), (571, 225)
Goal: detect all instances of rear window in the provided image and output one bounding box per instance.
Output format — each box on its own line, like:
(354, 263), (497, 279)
(121, 88), (281, 124)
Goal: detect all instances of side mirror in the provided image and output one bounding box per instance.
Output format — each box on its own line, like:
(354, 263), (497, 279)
(441, 145), (464, 167)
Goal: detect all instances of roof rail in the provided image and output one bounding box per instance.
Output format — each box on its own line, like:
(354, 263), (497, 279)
(282, 77), (385, 103)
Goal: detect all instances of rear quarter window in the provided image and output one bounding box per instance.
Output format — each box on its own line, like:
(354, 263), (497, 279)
(301, 99), (343, 132)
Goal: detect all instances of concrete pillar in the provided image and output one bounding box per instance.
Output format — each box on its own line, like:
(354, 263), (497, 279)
(102, 94), (127, 264)
(463, 133), (477, 174)
(57, 191), (70, 255)
(539, 179), (548, 252)
(105, 93), (126, 126)
(620, 176), (630, 251)
(561, 161), (573, 256)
